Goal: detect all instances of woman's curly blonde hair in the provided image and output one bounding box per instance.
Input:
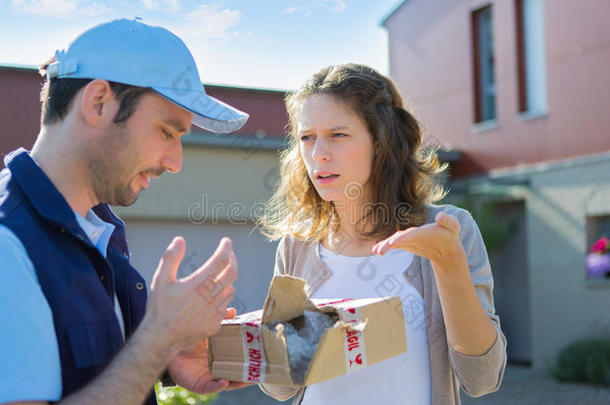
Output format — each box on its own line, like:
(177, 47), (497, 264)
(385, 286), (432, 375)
(259, 64), (447, 241)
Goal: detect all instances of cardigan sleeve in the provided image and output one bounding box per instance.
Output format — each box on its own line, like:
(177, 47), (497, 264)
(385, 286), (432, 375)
(273, 235), (288, 275)
(446, 209), (508, 398)
(259, 236), (302, 402)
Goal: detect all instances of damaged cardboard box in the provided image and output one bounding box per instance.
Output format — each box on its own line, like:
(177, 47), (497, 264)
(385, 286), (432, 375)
(207, 275), (407, 386)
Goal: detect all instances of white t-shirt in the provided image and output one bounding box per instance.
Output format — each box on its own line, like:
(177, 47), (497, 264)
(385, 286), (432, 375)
(302, 244), (431, 405)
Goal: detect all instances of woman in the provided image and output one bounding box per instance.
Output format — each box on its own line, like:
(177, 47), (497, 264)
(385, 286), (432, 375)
(258, 64), (506, 405)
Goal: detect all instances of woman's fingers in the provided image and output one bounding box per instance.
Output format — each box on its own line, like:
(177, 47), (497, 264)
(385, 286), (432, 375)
(435, 212), (460, 234)
(372, 238), (389, 255)
(374, 236), (397, 255)
(373, 227), (417, 255)
(388, 227), (417, 247)
(373, 220), (452, 256)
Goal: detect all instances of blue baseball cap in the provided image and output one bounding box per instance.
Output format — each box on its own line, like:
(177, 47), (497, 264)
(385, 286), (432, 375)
(46, 18), (249, 133)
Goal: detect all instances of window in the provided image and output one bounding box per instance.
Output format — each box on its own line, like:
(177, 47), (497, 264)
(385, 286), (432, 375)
(586, 215), (610, 248)
(471, 5), (496, 123)
(515, 0), (547, 114)
(585, 215), (610, 280)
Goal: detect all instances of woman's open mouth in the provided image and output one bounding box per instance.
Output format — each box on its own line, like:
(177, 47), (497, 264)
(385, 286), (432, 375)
(316, 172), (340, 184)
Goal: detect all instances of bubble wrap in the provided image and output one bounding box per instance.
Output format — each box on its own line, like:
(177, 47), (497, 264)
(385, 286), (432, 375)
(267, 310), (336, 384)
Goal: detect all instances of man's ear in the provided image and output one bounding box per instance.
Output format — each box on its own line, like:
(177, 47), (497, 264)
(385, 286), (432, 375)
(80, 79), (117, 127)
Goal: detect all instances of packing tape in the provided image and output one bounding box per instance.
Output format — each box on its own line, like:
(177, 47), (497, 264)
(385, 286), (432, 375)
(240, 316), (266, 383)
(339, 306), (368, 373)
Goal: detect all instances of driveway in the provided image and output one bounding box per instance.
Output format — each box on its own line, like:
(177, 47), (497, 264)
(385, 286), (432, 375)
(460, 365), (610, 405)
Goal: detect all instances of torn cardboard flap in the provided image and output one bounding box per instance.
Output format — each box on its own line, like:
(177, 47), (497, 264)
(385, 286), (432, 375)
(261, 275), (318, 323)
(208, 275), (407, 386)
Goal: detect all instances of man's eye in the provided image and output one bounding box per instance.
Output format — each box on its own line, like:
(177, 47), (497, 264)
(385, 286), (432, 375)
(332, 132), (347, 138)
(162, 129), (174, 140)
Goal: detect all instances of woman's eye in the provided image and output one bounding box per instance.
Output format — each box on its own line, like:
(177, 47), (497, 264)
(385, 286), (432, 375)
(300, 135), (312, 141)
(332, 132), (347, 138)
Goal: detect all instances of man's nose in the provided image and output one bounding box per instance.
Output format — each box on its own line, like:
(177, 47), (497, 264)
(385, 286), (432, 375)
(161, 141), (183, 174)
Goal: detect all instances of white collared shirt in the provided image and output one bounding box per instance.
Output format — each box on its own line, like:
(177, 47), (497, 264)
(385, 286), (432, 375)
(72, 209), (125, 340)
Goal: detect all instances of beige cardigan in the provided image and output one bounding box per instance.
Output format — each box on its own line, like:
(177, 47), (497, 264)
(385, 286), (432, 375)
(260, 204), (507, 404)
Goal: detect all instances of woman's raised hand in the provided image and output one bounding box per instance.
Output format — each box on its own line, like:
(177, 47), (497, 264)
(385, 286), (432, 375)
(372, 212), (463, 265)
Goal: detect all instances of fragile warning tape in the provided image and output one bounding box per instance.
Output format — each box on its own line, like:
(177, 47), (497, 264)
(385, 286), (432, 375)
(339, 306), (367, 373)
(240, 316), (266, 383)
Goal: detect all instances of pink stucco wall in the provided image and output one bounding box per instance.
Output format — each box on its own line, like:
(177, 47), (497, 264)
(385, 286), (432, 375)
(384, 0), (610, 176)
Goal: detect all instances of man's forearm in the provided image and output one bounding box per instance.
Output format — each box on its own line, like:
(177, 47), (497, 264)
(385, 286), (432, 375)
(53, 236), (237, 404)
(61, 317), (175, 405)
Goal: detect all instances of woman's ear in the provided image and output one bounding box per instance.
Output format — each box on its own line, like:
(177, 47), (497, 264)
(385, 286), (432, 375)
(79, 79), (116, 128)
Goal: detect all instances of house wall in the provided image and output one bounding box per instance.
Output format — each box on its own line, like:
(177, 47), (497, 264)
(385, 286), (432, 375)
(523, 154), (610, 367)
(383, 0), (610, 177)
(384, 0), (610, 370)
(454, 152), (610, 368)
(0, 67), (43, 159)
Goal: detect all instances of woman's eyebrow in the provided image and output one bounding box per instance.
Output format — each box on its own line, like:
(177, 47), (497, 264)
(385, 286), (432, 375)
(298, 125), (350, 133)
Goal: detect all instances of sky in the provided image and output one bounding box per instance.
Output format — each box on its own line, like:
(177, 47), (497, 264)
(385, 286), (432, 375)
(0, 0), (402, 90)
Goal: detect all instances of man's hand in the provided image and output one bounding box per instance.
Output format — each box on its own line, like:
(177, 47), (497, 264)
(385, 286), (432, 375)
(167, 308), (250, 394)
(147, 236), (238, 361)
(37, 237), (240, 405)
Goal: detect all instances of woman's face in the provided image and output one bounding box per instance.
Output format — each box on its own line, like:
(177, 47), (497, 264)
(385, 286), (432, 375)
(297, 94), (376, 205)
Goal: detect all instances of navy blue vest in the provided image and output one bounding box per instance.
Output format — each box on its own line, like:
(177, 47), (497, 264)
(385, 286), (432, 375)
(0, 149), (156, 404)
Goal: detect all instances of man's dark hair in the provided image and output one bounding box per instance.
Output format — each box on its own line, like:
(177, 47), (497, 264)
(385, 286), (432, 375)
(38, 57), (154, 127)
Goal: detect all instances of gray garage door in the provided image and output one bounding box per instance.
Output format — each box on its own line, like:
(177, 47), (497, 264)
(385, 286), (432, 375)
(124, 219), (278, 313)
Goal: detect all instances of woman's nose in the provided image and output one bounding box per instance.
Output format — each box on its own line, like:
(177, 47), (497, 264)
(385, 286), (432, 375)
(312, 138), (331, 162)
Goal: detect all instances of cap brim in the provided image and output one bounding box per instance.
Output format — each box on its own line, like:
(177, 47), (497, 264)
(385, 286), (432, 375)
(153, 87), (249, 133)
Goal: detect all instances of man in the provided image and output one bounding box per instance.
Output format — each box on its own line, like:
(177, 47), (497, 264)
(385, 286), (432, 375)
(0, 19), (250, 404)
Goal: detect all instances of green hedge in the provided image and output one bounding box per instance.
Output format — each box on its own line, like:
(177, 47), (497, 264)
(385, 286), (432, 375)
(550, 338), (610, 386)
(155, 383), (217, 405)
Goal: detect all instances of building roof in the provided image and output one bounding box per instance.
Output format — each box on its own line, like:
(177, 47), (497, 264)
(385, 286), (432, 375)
(380, 0), (410, 27)
(0, 63), (291, 165)
(0, 63), (289, 93)
(0, 63), (40, 72)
